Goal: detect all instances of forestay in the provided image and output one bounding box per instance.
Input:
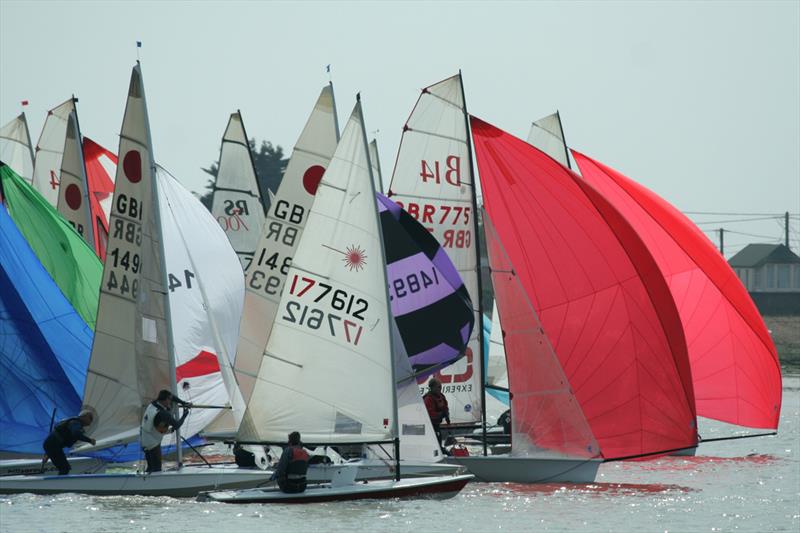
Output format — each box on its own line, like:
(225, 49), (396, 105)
(387, 74), (483, 425)
(56, 111), (95, 250)
(472, 115), (697, 459)
(0, 113), (34, 183)
(235, 84), (339, 403)
(572, 151), (782, 430)
(238, 99), (395, 444)
(32, 98), (75, 207)
(483, 210), (599, 459)
(210, 112), (266, 270)
(527, 112), (570, 168)
(156, 165), (247, 443)
(81, 65), (171, 449)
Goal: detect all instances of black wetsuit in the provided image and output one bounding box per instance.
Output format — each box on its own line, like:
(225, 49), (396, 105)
(42, 417), (93, 475)
(271, 445), (309, 493)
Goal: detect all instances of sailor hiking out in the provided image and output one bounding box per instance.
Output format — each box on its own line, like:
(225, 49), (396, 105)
(141, 390), (190, 473)
(42, 411), (96, 475)
(270, 431), (309, 493)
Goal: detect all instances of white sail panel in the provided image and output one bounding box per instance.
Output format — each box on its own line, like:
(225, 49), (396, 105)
(32, 98), (75, 207)
(0, 113), (34, 183)
(235, 85), (338, 403)
(527, 112), (569, 168)
(369, 139), (383, 193)
(487, 301), (508, 390)
(210, 112), (266, 270)
(156, 165), (246, 442)
(238, 100), (394, 444)
(81, 66), (171, 448)
(387, 75), (483, 424)
(56, 111), (95, 249)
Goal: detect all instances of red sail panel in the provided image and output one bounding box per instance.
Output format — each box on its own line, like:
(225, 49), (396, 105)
(483, 209), (599, 458)
(82, 137), (117, 260)
(572, 151), (782, 429)
(471, 116), (697, 458)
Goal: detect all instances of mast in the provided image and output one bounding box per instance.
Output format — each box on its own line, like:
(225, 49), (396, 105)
(359, 93), (401, 481)
(71, 95), (96, 251)
(555, 110), (571, 170)
(458, 70), (488, 456)
(239, 110), (268, 216)
(139, 62), (182, 466)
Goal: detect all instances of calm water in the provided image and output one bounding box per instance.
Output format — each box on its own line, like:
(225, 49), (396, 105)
(2, 374), (798, 533)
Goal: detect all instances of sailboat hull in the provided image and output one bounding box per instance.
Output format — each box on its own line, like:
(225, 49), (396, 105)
(307, 460), (461, 481)
(198, 474), (474, 504)
(0, 466), (270, 497)
(446, 455), (601, 483)
(0, 457), (106, 477)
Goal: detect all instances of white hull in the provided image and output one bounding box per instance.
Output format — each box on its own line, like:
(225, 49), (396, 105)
(306, 459), (461, 481)
(0, 465), (270, 497)
(198, 474), (474, 504)
(446, 455), (601, 483)
(0, 457), (106, 477)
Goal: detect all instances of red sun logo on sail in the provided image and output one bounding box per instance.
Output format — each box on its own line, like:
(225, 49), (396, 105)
(343, 245), (367, 272)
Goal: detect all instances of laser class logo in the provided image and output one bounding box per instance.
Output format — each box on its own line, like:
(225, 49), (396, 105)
(342, 245), (367, 272)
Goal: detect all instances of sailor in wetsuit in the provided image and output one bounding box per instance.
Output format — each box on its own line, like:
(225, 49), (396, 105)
(423, 378), (451, 447)
(270, 431), (309, 493)
(42, 411), (96, 475)
(140, 390), (190, 473)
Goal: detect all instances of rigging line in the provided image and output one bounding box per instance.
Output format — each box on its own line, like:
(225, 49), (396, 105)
(697, 432), (776, 444)
(684, 211), (796, 216)
(180, 434), (212, 468)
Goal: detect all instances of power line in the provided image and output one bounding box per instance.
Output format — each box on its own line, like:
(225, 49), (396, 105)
(694, 215), (784, 225)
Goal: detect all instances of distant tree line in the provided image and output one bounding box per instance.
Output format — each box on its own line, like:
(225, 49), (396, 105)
(199, 139), (288, 210)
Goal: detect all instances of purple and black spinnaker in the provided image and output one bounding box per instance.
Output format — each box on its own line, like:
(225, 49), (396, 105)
(377, 193), (474, 378)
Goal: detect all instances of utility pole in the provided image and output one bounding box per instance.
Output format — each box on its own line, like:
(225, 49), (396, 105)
(719, 227), (725, 255)
(786, 211), (790, 250)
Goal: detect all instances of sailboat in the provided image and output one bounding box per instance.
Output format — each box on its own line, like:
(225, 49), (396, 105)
(209, 111), (268, 271)
(31, 98), (75, 208)
(0, 63), (273, 497)
(201, 96), (472, 504)
(56, 111), (95, 251)
(0, 112), (35, 184)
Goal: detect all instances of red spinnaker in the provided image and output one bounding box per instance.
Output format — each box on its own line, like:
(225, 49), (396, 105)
(572, 151), (781, 429)
(472, 116), (697, 459)
(83, 137), (117, 260)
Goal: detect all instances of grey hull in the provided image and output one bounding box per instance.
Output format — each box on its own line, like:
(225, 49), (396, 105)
(446, 455), (601, 483)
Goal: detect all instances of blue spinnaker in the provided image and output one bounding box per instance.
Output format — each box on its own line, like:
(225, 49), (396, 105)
(0, 204), (92, 454)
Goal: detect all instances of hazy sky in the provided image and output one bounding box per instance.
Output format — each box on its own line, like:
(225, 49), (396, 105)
(2, 1), (798, 256)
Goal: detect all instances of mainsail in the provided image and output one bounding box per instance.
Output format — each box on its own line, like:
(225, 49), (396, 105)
(572, 151), (782, 429)
(0, 204), (92, 454)
(377, 193), (473, 377)
(0, 163), (102, 330)
(210, 112), (266, 270)
(472, 116), (697, 458)
(0, 113), (34, 183)
(156, 165), (246, 442)
(83, 137), (117, 260)
(32, 98), (75, 207)
(387, 74), (484, 425)
(234, 84), (339, 403)
(527, 112), (571, 168)
(56, 111), (95, 250)
(483, 210), (599, 458)
(81, 64), (171, 448)
(237, 98), (395, 444)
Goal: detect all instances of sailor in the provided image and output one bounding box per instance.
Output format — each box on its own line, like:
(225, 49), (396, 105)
(270, 431), (309, 493)
(42, 411), (96, 475)
(140, 390), (190, 473)
(423, 378), (450, 446)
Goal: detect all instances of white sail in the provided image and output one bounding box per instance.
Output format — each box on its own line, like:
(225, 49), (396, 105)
(487, 301), (508, 391)
(156, 165), (246, 443)
(527, 112), (570, 168)
(56, 111), (95, 249)
(237, 99), (395, 444)
(234, 84), (339, 403)
(387, 74), (483, 425)
(369, 139), (383, 193)
(32, 98), (75, 207)
(0, 112), (34, 183)
(209, 112), (266, 270)
(81, 66), (170, 448)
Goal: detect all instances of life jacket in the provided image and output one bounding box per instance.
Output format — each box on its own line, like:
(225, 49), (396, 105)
(54, 417), (82, 447)
(285, 446), (310, 480)
(450, 444), (470, 457)
(423, 392), (448, 421)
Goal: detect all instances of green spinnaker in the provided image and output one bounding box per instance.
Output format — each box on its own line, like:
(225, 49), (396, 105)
(1, 163), (101, 329)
